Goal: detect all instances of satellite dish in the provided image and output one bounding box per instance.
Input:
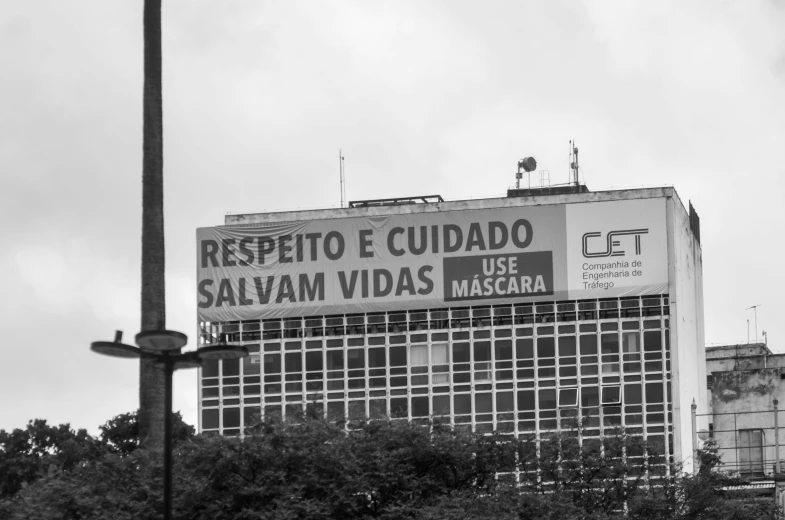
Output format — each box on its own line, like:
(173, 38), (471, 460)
(518, 157), (537, 172)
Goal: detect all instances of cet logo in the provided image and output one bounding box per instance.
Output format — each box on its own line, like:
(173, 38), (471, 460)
(582, 229), (648, 258)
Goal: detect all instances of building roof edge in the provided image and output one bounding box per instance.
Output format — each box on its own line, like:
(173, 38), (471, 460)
(223, 186), (677, 226)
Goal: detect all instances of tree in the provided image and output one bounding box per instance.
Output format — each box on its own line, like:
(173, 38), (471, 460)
(628, 440), (781, 520)
(0, 419), (102, 499)
(0, 449), (160, 520)
(100, 410), (195, 456)
(2, 416), (782, 519)
(138, 0), (167, 449)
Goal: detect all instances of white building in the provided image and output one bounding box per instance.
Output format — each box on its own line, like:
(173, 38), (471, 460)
(196, 186), (706, 473)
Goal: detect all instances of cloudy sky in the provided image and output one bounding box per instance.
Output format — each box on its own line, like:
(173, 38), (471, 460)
(2, 1), (784, 433)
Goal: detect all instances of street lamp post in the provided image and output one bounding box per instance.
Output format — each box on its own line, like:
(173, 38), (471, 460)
(91, 330), (247, 520)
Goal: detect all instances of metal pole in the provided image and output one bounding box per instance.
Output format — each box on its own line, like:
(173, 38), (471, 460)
(775, 399), (780, 474)
(164, 354), (173, 520)
(691, 399), (697, 473)
(734, 412), (739, 473)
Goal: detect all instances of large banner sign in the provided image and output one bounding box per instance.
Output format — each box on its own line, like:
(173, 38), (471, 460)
(197, 198), (668, 321)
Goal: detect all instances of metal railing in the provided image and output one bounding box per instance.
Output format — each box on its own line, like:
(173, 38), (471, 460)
(692, 399), (782, 479)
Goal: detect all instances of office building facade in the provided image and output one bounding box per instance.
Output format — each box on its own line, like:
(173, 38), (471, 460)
(197, 187), (706, 472)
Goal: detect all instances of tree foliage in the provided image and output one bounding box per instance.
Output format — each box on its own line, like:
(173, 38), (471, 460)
(0, 415), (781, 520)
(100, 410), (194, 456)
(0, 410), (192, 505)
(0, 419), (102, 499)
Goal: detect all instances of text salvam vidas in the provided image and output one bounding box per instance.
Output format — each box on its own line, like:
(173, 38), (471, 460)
(197, 219), (541, 308)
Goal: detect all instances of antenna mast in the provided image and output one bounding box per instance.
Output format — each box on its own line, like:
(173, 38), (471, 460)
(746, 304), (762, 343)
(339, 149), (346, 208)
(570, 140), (579, 186)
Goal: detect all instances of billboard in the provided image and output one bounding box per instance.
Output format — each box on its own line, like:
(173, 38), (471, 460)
(197, 198), (668, 321)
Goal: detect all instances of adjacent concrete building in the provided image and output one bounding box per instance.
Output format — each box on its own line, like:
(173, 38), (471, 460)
(706, 343), (785, 477)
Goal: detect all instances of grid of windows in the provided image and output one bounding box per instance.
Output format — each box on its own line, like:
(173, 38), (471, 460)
(199, 295), (673, 457)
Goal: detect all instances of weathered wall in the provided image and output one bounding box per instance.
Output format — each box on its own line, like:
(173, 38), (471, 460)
(667, 193), (706, 474)
(707, 343), (771, 360)
(712, 368), (785, 474)
(708, 352), (785, 414)
(708, 351), (785, 374)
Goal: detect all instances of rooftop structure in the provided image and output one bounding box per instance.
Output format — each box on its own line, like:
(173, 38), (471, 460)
(705, 343), (784, 479)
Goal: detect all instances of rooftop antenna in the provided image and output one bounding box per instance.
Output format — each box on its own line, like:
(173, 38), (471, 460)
(570, 140), (579, 186)
(516, 157), (537, 189)
(339, 149), (346, 208)
(746, 304), (762, 343)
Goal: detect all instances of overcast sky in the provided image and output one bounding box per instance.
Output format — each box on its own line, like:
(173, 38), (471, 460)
(2, 1), (784, 433)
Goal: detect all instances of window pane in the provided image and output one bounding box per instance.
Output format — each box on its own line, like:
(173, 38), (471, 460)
(474, 342), (491, 362)
(559, 366), (577, 377)
(473, 361), (491, 380)
(539, 389), (557, 409)
(202, 409), (219, 429)
(369, 399), (386, 419)
(646, 382), (664, 404)
(223, 358), (240, 376)
(223, 408), (240, 428)
(497, 392), (514, 412)
(368, 347), (386, 367)
(518, 390), (535, 412)
(411, 345), (428, 366)
(581, 387), (599, 407)
(602, 386), (621, 404)
(644, 330), (661, 352)
(305, 352), (322, 371)
(433, 395), (450, 416)
(580, 335), (597, 355)
(202, 360), (219, 378)
(327, 401), (345, 421)
(601, 334), (618, 354)
(285, 353), (302, 372)
(326, 351), (343, 370)
(391, 397), (408, 417)
(432, 344), (448, 364)
(558, 336), (576, 357)
(624, 384), (642, 405)
(412, 396), (429, 417)
(453, 342), (470, 363)
(264, 354), (281, 373)
(243, 356), (260, 377)
(623, 332), (640, 353)
(602, 363), (620, 375)
(495, 342), (513, 361)
(390, 346), (407, 366)
(537, 337), (555, 358)
(475, 393), (492, 414)
(559, 388), (578, 407)
(454, 394), (472, 415)
(348, 349), (365, 369)
(516, 338), (533, 359)
(433, 372), (449, 384)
